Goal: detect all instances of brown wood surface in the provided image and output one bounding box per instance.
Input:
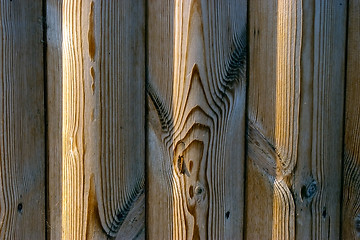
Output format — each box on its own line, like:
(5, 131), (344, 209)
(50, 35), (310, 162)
(147, 0), (247, 239)
(342, 0), (360, 239)
(42, 0), (357, 239)
(48, 1), (145, 239)
(0, 0), (46, 239)
(247, 0), (347, 239)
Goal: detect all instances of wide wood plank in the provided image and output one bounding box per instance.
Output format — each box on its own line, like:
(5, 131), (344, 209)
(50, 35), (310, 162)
(147, 0), (247, 239)
(342, 0), (360, 238)
(294, 1), (346, 239)
(247, 0), (346, 239)
(48, 1), (145, 239)
(0, 0), (45, 239)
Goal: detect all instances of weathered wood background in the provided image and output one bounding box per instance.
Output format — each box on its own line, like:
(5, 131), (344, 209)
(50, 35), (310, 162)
(0, 0), (358, 239)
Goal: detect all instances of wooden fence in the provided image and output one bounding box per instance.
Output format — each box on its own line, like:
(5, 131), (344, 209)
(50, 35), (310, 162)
(0, 0), (358, 239)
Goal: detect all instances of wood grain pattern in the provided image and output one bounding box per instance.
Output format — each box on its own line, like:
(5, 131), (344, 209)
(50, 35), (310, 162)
(61, 1), (86, 238)
(51, 0), (145, 239)
(247, 1), (301, 239)
(147, 0), (247, 239)
(95, 1), (145, 237)
(272, 1), (301, 238)
(342, 0), (360, 238)
(247, 0), (346, 239)
(0, 0), (45, 239)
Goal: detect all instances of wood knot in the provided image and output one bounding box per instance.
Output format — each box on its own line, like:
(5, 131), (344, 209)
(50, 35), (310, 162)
(195, 185), (203, 195)
(194, 182), (206, 204)
(300, 180), (317, 201)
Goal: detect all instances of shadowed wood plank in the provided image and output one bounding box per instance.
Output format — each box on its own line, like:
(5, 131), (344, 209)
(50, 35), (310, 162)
(0, 0), (45, 239)
(294, 1), (346, 239)
(247, 0), (346, 239)
(342, 0), (360, 238)
(95, 1), (145, 237)
(46, 0), (63, 239)
(147, 0), (247, 239)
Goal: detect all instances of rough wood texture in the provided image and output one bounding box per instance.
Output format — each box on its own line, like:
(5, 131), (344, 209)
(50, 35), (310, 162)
(342, 0), (360, 238)
(0, 0), (45, 239)
(247, 0), (346, 239)
(147, 0), (247, 239)
(48, 1), (145, 239)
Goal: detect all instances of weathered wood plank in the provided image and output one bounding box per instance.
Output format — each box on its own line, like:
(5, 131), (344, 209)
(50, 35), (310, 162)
(46, 0), (63, 239)
(247, 0), (346, 239)
(147, 0), (247, 239)
(342, 0), (360, 238)
(48, 1), (145, 239)
(0, 0), (45, 239)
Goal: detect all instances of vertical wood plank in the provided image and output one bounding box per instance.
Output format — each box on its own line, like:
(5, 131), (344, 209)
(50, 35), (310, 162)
(95, 1), (145, 238)
(147, 1), (174, 238)
(247, 0), (347, 239)
(342, 0), (360, 238)
(147, 0), (247, 239)
(48, 0), (145, 239)
(61, 0), (86, 238)
(294, 1), (346, 239)
(246, 1), (278, 238)
(0, 0), (45, 239)
(46, 0), (63, 239)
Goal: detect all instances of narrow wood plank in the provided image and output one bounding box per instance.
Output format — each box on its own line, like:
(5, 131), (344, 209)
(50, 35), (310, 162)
(247, 0), (347, 239)
(246, 1), (278, 238)
(342, 0), (360, 238)
(0, 0), (45, 239)
(48, 1), (145, 239)
(147, 0), (247, 239)
(46, 0), (63, 239)
(61, 1), (86, 238)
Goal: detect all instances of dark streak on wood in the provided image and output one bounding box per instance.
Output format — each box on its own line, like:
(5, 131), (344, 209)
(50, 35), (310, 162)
(146, 82), (173, 132)
(222, 30), (247, 91)
(107, 179), (145, 236)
